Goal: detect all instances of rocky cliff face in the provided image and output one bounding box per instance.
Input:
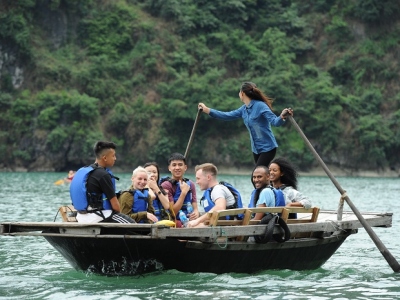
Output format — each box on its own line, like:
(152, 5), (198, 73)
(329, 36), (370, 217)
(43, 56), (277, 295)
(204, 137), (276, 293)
(0, 44), (24, 89)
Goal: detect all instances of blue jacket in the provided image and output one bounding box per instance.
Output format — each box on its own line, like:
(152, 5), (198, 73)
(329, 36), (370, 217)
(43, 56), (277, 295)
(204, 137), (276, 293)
(209, 100), (285, 154)
(70, 165), (116, 211)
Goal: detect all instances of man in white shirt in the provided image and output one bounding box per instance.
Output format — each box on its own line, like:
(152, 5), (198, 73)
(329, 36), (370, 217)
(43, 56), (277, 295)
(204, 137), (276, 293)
(187, 163), (235, 227)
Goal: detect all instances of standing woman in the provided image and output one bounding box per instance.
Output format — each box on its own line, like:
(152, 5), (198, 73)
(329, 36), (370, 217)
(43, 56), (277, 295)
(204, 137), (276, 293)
(143, 162), (173, 221)
(269, 157), (311, 209)
(198, 82), (293, 167)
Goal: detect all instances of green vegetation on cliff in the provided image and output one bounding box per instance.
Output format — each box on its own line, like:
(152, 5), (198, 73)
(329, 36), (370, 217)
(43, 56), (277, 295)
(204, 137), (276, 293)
(0, 0), (399, 172)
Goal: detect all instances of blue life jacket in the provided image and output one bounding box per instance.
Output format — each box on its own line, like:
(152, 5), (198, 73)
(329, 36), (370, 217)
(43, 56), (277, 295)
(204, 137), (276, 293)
(152, 196), (171, 221)
(132, 189), (149, 214)
(160, 176), (192, 220)
(153, 197), (163, 220)
(248, 186), (285, 208)
(201, 181), (244, 220)
(70, 164), (117, 211)
(249, 186), (297, 219)
(116, 189), (150, 223)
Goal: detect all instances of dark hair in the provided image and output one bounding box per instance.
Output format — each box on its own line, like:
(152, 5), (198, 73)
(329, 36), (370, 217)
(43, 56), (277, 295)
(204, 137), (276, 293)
(251, 165), (271, 206)
(270, 157), (298, 190)
(143, 161), (161, 181)
(143, 161), (166, 195)
(93, 141), (116, 158)
(241, 82), (273, 110)
(168, 152), (186, 165)
(251, 165), (270, 189)
(254, 165), (270, 175)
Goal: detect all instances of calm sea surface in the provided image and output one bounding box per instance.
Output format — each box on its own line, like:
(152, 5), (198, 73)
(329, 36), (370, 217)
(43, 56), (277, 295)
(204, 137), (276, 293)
(0, 172), (399, 299)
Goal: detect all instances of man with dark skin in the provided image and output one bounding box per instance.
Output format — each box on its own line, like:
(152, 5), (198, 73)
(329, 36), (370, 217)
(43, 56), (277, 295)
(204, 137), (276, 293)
(71, 141), (134, 223)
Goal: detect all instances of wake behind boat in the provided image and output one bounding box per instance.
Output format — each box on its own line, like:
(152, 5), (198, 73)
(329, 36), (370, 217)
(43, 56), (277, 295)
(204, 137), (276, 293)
(0, 206), (392, 275)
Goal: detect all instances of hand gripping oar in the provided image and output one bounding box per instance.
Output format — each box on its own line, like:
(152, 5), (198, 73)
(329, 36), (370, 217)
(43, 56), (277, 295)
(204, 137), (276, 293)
(287, 114), (400, 272)
(184, 108), (203, 159)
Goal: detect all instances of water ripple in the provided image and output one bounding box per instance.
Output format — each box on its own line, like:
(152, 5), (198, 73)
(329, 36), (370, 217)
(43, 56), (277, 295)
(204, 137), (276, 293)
(1, 173), (400, 299)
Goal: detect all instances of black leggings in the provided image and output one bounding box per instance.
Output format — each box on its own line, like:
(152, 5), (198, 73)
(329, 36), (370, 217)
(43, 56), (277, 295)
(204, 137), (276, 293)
(101, 212), (136, 223)
(253, 148), (277, 168)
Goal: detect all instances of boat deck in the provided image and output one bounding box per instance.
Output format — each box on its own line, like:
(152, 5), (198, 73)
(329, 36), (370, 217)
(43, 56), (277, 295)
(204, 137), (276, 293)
(0, 210), (392, 240)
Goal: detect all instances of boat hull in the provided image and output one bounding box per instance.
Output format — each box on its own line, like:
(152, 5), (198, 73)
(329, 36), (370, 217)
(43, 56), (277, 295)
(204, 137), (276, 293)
(44, 231), (353, 275)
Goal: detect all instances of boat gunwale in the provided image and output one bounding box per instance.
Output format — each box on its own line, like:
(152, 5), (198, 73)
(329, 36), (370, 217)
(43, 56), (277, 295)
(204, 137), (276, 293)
(0, 210), (392, 239)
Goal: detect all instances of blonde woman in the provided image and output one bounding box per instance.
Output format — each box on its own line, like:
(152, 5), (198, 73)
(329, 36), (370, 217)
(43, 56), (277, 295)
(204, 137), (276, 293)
(119, 166), (158, 223)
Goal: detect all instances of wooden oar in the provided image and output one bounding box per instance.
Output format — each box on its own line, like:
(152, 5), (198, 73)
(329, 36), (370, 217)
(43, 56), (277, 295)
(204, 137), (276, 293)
(54, 179), (64, 185)
(184, 108), (203, 159)
(287, 115), (400, 272)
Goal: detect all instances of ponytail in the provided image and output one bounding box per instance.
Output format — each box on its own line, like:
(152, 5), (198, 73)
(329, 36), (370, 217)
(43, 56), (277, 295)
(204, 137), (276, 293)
(241, 82), (274, 110)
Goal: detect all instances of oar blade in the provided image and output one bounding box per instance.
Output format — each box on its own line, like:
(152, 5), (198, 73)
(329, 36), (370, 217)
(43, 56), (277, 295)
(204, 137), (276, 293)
(54, 179), (64, 185)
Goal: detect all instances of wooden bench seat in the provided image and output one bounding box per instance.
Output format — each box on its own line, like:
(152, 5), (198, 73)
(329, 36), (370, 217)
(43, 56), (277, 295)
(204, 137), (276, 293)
(58, 205), (77, 222)
(248, 207), (320, 224)
(206, 207), (320, 226)
(205, 207), (320, 241)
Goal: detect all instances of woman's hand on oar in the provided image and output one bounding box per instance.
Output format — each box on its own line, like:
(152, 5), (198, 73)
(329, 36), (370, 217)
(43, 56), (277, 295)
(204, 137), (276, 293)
(281, 107), (293, 119)
(198, 103), (209, 114)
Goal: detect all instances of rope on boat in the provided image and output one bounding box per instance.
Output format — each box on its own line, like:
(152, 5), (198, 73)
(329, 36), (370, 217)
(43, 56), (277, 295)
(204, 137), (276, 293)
(337, 191), (347, 221)
(216, 227), (228, 249)
(329, 220), (341, 231)
(123, 236), (134, 260)
(216, 236), (228, 249)
(323, 220), (342, 239)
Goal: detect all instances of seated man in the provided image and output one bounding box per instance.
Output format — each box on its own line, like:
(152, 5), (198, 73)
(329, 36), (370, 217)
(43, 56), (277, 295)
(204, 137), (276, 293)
(188, 163), (241, 227)
(70, 141), (134, 223)
(160, 153), (199, 227)
(249, 165), (285, 220)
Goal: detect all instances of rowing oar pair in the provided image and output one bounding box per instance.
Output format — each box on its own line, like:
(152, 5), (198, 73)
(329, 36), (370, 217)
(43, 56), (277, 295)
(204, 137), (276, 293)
(185, 107), (400, 272)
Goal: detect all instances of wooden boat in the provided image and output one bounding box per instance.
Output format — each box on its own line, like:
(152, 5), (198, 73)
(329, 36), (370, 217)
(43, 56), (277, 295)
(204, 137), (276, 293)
(0, 206), (392, 276)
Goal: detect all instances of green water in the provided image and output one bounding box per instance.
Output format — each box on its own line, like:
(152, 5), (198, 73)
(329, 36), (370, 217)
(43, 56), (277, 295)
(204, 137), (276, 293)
(1, 172), (400, 299)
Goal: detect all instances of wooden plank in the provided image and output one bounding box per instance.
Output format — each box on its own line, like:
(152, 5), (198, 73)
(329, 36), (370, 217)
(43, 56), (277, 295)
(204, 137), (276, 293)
(209, 207), (320, 227)
(1, 214), (392, 239)
(58, 205), (77, 222)
(247, 207), (286, 214)
(206, 220), (260, 226)
(310, 207), (320, 222)
(209, 211), (220, 227)
(241, 210), (253, 226)
(0, 211), (393, 239)
(281, 208), (290, 222)
(249, 207), (316, 214)
(236, 210), (253, 241)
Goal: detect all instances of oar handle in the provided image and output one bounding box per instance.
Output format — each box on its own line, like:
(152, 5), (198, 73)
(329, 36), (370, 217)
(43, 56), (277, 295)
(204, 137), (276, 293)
(287, 115), (400, 272)
(184, 108), (203, 159)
